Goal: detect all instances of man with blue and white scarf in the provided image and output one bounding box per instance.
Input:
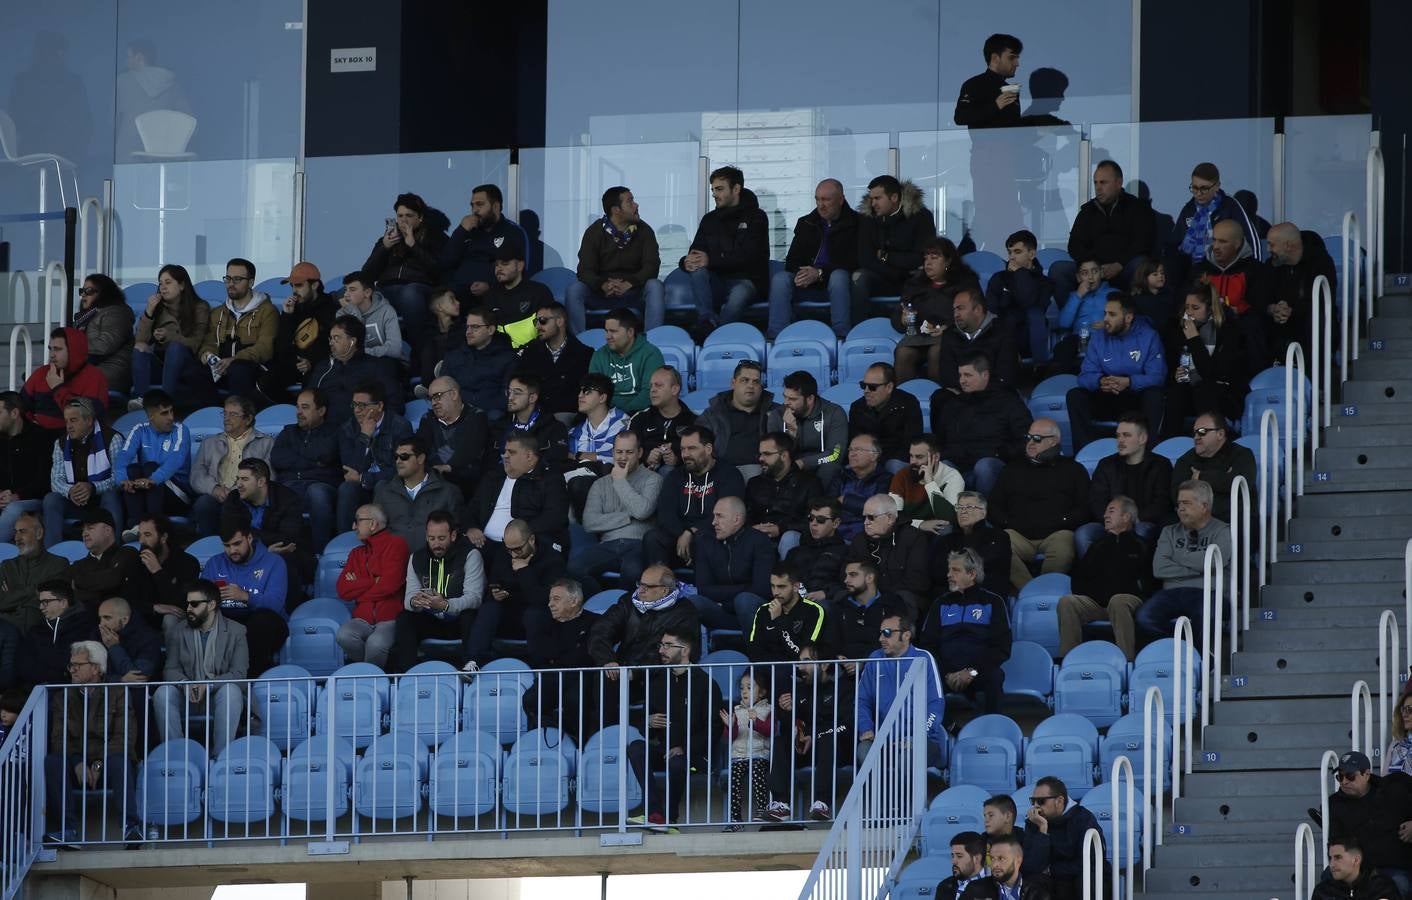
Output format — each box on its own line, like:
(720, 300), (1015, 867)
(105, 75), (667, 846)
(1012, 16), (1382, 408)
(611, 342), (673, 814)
(41, 397), (124, 549)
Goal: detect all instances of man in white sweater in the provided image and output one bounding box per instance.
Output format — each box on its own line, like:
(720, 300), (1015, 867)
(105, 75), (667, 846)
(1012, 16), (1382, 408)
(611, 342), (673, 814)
(570, 430), (662, 596)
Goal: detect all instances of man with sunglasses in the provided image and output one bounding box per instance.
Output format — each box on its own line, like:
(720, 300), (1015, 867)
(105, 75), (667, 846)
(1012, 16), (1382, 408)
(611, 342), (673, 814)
(847, 363), (923, 469)
(374, 436), (464, 553)
(851, 494), (932, 618)
(515, 301), (592, 416)
(1325, 752), (1412, 899)
(1021, 776), (1100, 900)
(785, 500), (851, 608)
(988, 417), (1090, 591)
(1169, 411), (1257, 523)
(1165, 162), (1262, 287)
(413, 375), (488, 500)
(153, 580), (248, 754)
(856, 612), (945, 766)
(197, 258), (278, 404)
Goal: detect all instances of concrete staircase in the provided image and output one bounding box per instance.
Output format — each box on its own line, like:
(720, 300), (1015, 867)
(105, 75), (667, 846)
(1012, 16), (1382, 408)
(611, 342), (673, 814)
(1139, 291), (1412, 900)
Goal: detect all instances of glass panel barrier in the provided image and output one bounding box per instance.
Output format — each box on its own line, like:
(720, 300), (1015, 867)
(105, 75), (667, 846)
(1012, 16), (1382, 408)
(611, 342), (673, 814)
(899, 125), (1083, 252)
(111, 158), (296, 286)
(518, 141), (700, 279)
(1284, 114), (1374, 240)
(706, 132), (892, 260)
(303, 150), (512, 283)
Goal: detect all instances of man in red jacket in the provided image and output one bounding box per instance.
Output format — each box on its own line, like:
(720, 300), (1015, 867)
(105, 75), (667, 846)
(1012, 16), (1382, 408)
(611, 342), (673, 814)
(22, 327), (109, 435)
(335, 503), (410, 667)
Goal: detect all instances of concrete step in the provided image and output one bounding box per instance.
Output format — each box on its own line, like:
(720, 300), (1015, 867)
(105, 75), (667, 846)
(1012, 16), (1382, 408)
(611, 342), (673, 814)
(1358, 335), (1412, 354)
(1289, 515), (1412, 542)
(1374, 295), (1412, 317)
(1201, 721), (1350, 751)
(1217, 673), (1354, 699)
(1270, 558), (1404, 584)
(1241, 625), (1388, 652)
(1152, 838), (1288, 868)
(1181, 768), (1320, 797)
(1142, 892), (1289, 900)
(1297, 490), (1412, 516)
(1241, 606), (1403, 629)
(1340, 379), (1412, 404)
(1323, 423), (1412, 447)
(1351, 357), (1412, 381)
(1172, 792), (1318, 824)
(1233, 648), (1381, 674)
(1261, 582), (1405, 608)
(1314, 444), (1412, 473)
(1209, 697), (1347, 725)
(1305, 471), (1412, 493)
(1368, 317), (1412, 339)
(1191, 744), (1346, 771)
(1324, 402), (1412, 425)
(1267, 536), (1409, 560)
(1144, 865), (1292, 894)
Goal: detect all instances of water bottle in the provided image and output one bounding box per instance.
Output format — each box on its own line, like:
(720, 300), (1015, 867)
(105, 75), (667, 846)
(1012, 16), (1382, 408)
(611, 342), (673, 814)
(1178, 349), (1194, 383)
(208, 356), (222, 382)
(903, 302), (918, 337)
(1078, 325), (1090, 354)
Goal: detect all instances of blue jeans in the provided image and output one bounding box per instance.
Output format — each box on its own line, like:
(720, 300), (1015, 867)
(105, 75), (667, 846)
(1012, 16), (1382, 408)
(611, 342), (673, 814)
(565, 280), (665, 335)
(1073, 520), (1159, 559)
(567, 537), (646, 596)
(0, 499), (41, 542)
(132, 340), (206, 399)
(42, 490), (123, 548)
(691, 591), (766, 637)
(191, 493), (225, 536)
(380, 283), (430, 357)
(684, 268), (755, 325)
(948, 457), (1005, 498)
(1135, 587), (1206, 644)
(767, 268), (851, 339)
(777, 530), (801, 560)
(286, 480), (338, 553)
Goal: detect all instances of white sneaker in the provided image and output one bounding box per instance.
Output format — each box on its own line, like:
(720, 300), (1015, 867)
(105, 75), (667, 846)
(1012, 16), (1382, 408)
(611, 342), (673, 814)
(809, 800), (831, 821)
(120, 527), (140, 543)
(763, 800), (791, 822)
(460, 660), (479, 674)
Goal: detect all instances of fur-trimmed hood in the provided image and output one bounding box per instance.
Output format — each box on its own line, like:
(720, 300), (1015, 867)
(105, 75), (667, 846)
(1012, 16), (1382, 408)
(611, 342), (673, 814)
(856, 179), (928, 218)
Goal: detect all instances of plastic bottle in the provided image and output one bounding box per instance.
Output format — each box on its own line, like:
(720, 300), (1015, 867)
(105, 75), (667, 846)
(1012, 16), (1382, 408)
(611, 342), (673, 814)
(1178, 349), (1194, 383)
(903, 302), (918, 337)
(1078, 325), (1090, 354)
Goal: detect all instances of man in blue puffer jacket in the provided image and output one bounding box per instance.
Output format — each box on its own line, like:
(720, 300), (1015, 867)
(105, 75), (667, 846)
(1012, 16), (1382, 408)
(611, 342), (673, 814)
(1066, 293), (1166, 450)
(856, 610), (946, 766)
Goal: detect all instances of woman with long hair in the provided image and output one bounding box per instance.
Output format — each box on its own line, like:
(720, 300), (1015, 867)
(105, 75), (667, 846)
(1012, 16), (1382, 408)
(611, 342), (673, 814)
(1161, 281), (1250, 437)
(1387, 684), (1412, 774)
(892, 236), (979, 382)
(130, 263), (211, 406)
(362, 191), (447, 361)
(73, 273), (135, 394)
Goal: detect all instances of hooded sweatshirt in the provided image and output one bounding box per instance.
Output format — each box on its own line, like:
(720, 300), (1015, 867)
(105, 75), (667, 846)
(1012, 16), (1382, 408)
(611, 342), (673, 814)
(654, 460), (746, 538)
(765, 395), (848, 485)
(199, 540), (289, 621)
(587, 333), (666, 414)
(22, 327), (110, 432)
(855, 180), (937, 288)
(344, 293), (403, 359)
(199, 292), (278, 365)
(682, 187), (771, 297)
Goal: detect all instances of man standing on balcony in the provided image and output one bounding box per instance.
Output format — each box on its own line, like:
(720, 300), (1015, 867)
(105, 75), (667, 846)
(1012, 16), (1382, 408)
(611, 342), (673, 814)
(954, 34), (1025, 251)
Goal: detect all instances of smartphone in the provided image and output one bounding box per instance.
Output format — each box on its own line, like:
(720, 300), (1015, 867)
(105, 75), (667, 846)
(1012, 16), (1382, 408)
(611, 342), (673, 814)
(384, 217), (397, 236)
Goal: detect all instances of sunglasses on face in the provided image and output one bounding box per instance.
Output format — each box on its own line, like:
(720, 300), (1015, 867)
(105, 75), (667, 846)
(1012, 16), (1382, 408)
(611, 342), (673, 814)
(1193, 426), (1222, 437)
(878, 627), (904, 638)
(859, 381), (888, 391)
(394, 453), (416, 461)
(1025, 433), (1055, 443)
(78, 286), (99, 297)
(1335, 771), (1362, 782)
(1030, 795), (1057, 805)
(807, 515), (836, 524)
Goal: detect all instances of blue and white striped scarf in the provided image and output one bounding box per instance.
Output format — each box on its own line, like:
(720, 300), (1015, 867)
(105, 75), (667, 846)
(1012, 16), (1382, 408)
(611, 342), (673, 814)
(62, 428), (112, 486)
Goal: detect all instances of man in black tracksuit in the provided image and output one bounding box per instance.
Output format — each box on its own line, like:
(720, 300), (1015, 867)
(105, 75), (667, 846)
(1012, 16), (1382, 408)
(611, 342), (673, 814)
(852, 175), (936, 322)
(918, 547), (1011, 715)
(748, 563), (827, 664)
(678, 166), (770, 329)
(745, 435), (821, 546)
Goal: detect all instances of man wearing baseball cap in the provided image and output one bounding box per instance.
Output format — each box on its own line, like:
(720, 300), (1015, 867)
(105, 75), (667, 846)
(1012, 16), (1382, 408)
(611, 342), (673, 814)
(487, 243), (553, 349)
(260, 261), (339, 404)
(1326, 749), (1412, 896)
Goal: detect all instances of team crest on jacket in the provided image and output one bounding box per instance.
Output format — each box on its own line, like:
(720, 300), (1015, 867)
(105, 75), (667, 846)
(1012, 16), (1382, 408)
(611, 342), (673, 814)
(254, 569), (264, 579)
(1129, 350), (1141, 361)
(493, 236), (505, 248)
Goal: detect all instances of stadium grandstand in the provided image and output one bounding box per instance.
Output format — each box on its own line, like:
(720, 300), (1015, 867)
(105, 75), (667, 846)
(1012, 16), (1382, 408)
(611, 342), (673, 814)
(0, 3), (1409, 900)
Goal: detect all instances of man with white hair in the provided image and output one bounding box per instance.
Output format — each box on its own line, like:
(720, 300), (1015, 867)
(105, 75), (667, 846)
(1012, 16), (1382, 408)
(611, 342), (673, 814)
(43, 640), (141, 846)
(917, 548), (1010, 715)
(336, 503), (410, 667)
(1135, 480), (1231, 645)
(850, 493), (931, 617)
(41, 397), (124, 547)
(1057, 495), (1152, 662)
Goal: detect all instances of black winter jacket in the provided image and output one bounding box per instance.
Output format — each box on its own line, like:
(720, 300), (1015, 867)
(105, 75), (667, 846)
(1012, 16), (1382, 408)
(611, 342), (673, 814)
(990, 455), (1091, 539)
(271, 420), (341, 487)
(1268, 228), (1338, 363)
(986, 263), (1056, 316)
(516, 337), (593, 417)
(494, 410), (570, 474)
(785, 533), (850, 604)
(855, 181), (936, 289)
(416, 407), (490, 500)
(466, 463), (570, 553)
(1088, 452), (1173, 524)
(683, 188), (771, 297)
(1328, 773), (1412, 873)
(443, 333), (518, 417)
(692, 527), (775, 606)
(933, 387), (1030, 471)
(307, 352), (405, 425)
(588, 594), (701, 667)
(937, 523), (1012, 599)
(745, 468), (822, 535)
(848, 391), (924, 464)
(1067, 191), (1157, 268)
(0, 420), (54, 501)
(936, 313), (1020, 392)
(363, 227), (446, 287)
(848, 525), (932, 599)
(440, 216), (524, 293)
(1070, 530), (1154, 601)
(783, 206), (861, 276)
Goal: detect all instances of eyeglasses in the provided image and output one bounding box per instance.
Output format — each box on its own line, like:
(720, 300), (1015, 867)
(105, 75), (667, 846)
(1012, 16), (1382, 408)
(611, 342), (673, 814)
(1334, 771), (1362, 782)
(38, 596), (63, 606)
(850, 446), (880, 454)
(394, 452), (416, 461)
(66, 661), (95, 671)
(637, 581), (667, 591)
(429, 389), (456, 402)
(534, 316), (556, 325)
(78, 286), (99, 297)
(858, 381), (888, 391)
(1193, 426), (1222, 437)
(1400, 703), (1412, 714)
(351, 400), (380, 410)
(862, 512), (893, 522)
(578, 387), (601, 395)
(222, 276), (251, 284)
(1189, 182), (1218, 194)
(657, 641), (687, 651)
(1025, 433), (1056, 443)
(955, 505), (984, 514)
(1030, 794), (1058, 805)
(807, 515), (837, 524)
(505, 388), (528, 398)
(504, 541), (530, 555)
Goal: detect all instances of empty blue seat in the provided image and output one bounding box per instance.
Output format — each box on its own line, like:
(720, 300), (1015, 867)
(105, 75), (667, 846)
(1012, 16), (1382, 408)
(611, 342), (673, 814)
(1130, 638), (1198, 723)
(1032, 374), (1079, 400)
(767, 337), (833, 389)
(282, 600), (349, 676)
(354, 730), (431, 822)
(892, 855), (957, 899)
(530, 266), (577, 302)
(502, 728), (577, 817)
(1240, 366), (1310, 436)
(183, 406), (225, 446)
(49, 540), (89, 565)
(255, 403), (297, 432)
(1027, 713), (1099, 799)
(697, 323), (766, 392)
(404, 398), (431, 430)
(194, 280), (225, 305)
(185, 535), (225, 568)
(113, 409), (149, 438)
(1001, 640), (1055, 708)
(124, 282), (157, 319)
(462, 661), (533, 745)
(838, 332), (899, 384)
(1054, 641), (1128, 727)
(136, 739), (206, 827)
(1152, 436), (1190, 464)
(429, 730), (502, 820)
(647, 325), (696, 383)
(1075, 438), (1117, 476)
(1013, 575), (1069, 658)
(1100, 712), (1169, 794)
(1037, 248), (1074, 270)
(701, 649), (749, 708)
(898, 379), (940, 431)
(821, 382), (862, 411)
(391, 661), (460, 743)
(0, 543), (16, 563)
(920, 785), (990, 856)
(282, 736), (355, 824)
(316, 663), (390, 749)
(578, 725), (645, 815)
(207, 736), (282, 829)
(252, 664), (316, 751)
(963, 251), (1006, 293)
(1081, 783), (1139, 862)
(948, 714), (1023, 792)
(681, 388), (714, 414)
(314, 531), (361, 597)
(578, 328), (607, 350)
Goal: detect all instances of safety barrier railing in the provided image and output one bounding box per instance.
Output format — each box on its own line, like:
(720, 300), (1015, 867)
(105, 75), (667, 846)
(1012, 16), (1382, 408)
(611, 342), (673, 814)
(0, 687), (45, 900)
(34, 656), (905, 852)
(1140, 685), (1166, 884)
(1229, 476), (1252, 636)
(1109, 755), (1136, 900)
(1341, 210), (1362, 380)
(1080, 827), (1105, 900)
(7, 326), (32, 393)
(1367, 144), (1385, 313)
(77, 198), (108, 281)
(1202, 543), (1226, 722)
(800, 657), (929, 900)
(1351, 679), (1373, 760)
(1405, 538), (1412, 674)
(1309, 274), (1333, 431)
(1258, 409), (1282, 572)
(5, 271), (32, 325)
(1317, 748), (1340, 868)
(39, 261), (64, 334)
(1378, 609), (1402, 774)
(1294, 821), (1318, 900)
(1284, 341), (1309, 512)
(1171, 616), (1197, 800)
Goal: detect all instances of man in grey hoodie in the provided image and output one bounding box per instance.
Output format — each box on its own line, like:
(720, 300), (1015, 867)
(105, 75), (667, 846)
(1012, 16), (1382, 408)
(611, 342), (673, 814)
(1135, 479), (1231, 645)
(772, 370), (848, 486)
(572, 431), (662, 595)
(340, 271), (404, 362)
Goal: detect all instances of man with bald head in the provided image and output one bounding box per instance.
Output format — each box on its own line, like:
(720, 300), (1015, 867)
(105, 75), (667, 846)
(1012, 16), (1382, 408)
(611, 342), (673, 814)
(95, 596), (161, 682)
(415, 373), (489, 498)
(768, 178), (861, 339)
(693, 494), (775, 634)
(850, 494), (931, 617)
(987, 417), (1091, 590)
(1195, 218), (1273, 363)
(1267, 221), (1337, 365)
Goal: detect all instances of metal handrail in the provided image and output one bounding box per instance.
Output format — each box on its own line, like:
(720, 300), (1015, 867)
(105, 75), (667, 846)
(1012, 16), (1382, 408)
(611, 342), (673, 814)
(78, 197), (106, 281)
(1171, 616), (1197, 800)
(0, 687), (45, 900)
(1141, 685), (1166, 875)
(1367, 144), (1385, 318)
(1405, 538), (1412, 680)
(1230, 476), (1252, 634)
(1284, 341), (1308, 512)
(1081, 827), (1105, 900)
(1110, 755), (1136, 900)
(1379, 609), (1402, 774)
(7, 326), (32, 392)
(1319, 748), (1340, 868)
(1309, 274), (1333, 430)
(1342, 210), (1362, 376)
(1259, 408), (1282, 571)
(1203, 543), (1227, 716)
(39, 261), (64, 334)
(1294, 822), (1318, 900)
(6, 271), (32, 325)
(1351, 679), (1373, 758)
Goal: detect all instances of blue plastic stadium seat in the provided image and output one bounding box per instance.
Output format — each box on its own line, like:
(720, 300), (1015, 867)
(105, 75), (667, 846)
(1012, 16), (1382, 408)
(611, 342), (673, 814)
(1081, 783), (1141, 862)
(578, 328), (607, 350)
(0, 543), (16, 564)
(821, 382), (862, 411)
(49, 540), (89, 565)
(530, 266), (577, 302)
(948, 714), (1023, 792)
(1054, 641), (1128, 727)
(963, 251), (1006, 293)
(585, 590), (620, 615)
(1152, 436), (1190, 464)
(391, 661), (460, 743)
(404, 398), (431, 430)
(124, 282), (157, 320)
(113, 409), (148, 437)
(1075, 438), (1117, 476)
(429, 730), (502, 820)
(136, 739), (206, 827)
(206, 736), (282, 829)
(647, 325), (696, 384)
(578, 725), (645, 815)
(502, 728), (577, 816)
(767, 336), (833, 389)
(354, 729), (431, 822)
(1130, 638), (1198, 724)
(282, 736), (355, 824)
(316, 662), (390, 749)
(1032, 374), (1079, 400)
(1013, 574), (1070, 658)
(892, 855), (958, 899)
(461, 660), (533, 745)
(898, 379), (940, 431)
(1100, 711), (1169, 794)
(1027, 713), (1100, 799)
(838, 324), (900, 384)
(697, 323), (766, 393)
(1000, 640), (1055, 708)
(681, 388), (714, 414)
(194, 280), (225, 305)
(1240, 366), (1310, 436)
(315, 531), (361, 597)
(185, 535), (225, 568)
(184, 406), (225, 446)
(701, 649), (749, 708)
(920, 785), (990, 856)
(1037, 248), (1074, 270)
(255, 403), (297, 432)
(283, 600), (350, 676)
(252, 665), (316, 751)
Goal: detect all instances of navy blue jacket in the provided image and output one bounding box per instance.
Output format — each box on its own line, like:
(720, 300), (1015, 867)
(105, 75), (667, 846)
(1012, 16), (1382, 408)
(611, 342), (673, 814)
(917, 585), (1012, 673)
(443, 333), (518, 416)
(691, 527), (774, 605)
(99, 614), (162, 679)
(270, 420), (341, 487)
(439, 217), (526, 294)
(338, 413), (414, 491)
(1167, 190), (1263, 263)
